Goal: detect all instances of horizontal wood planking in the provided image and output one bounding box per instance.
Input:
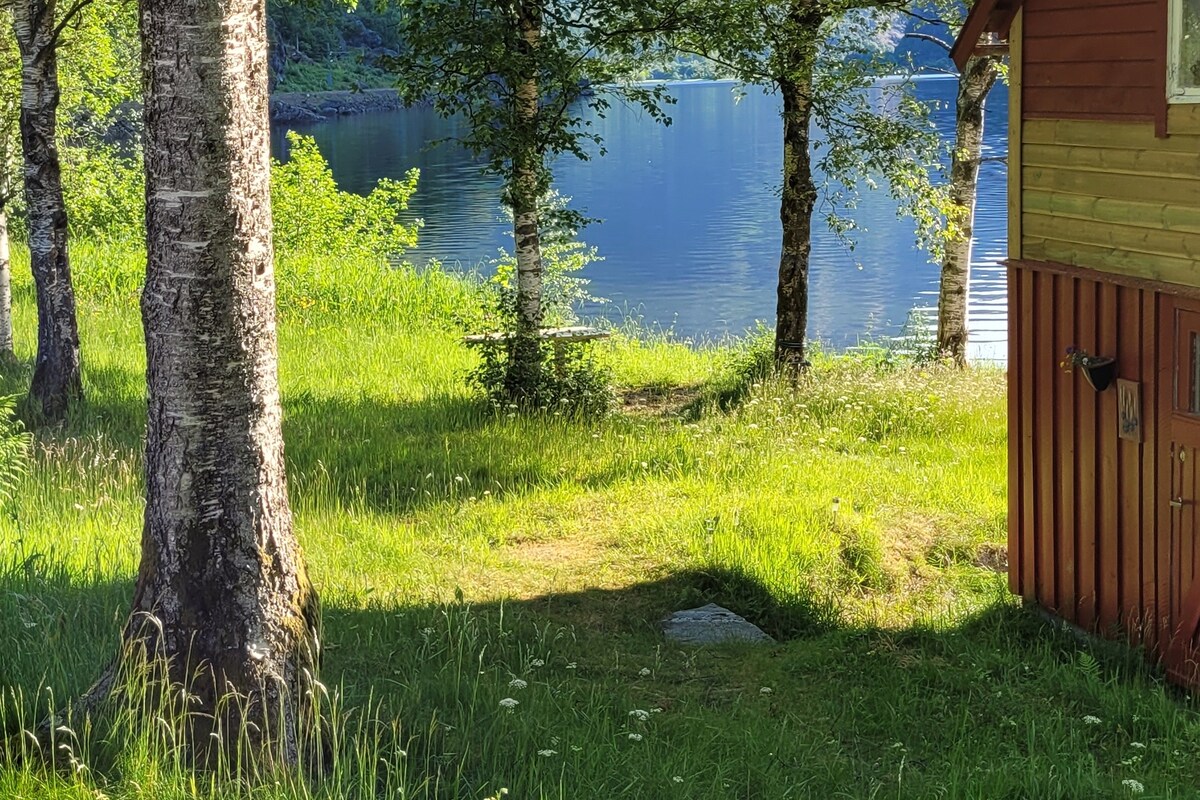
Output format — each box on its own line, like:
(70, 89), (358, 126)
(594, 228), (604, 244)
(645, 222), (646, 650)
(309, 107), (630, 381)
(1010, 261), (1163, 651)
(1023, 213), (1200, 261)
(1023, 144), (1200, 177)
(1023, 239), (1198, 286)
(1023, 3), (1157, 37)
(1023, 191), (1200, 236)
(1168, 104), (1200, 135)
(1020, 117), (1200, 288)
(1024, 118), (1200, 151)
(1022, 1), (1161, 121)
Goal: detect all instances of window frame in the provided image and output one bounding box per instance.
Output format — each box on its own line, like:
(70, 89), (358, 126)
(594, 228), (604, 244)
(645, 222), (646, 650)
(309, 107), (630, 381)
(1169, 0), (1200, 103)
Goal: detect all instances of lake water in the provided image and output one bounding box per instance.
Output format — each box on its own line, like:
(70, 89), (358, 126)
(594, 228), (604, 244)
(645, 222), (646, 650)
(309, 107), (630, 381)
(272, 78), (1008, 361)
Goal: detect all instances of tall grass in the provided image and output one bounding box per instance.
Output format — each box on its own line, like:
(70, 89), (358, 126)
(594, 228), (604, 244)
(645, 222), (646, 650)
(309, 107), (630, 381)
(2, 244), (1199, 798)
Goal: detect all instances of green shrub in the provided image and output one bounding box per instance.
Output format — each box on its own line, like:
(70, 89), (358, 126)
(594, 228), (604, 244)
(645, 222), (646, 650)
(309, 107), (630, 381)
(272, 131), (421, 261)
(468, 338), (615, 418)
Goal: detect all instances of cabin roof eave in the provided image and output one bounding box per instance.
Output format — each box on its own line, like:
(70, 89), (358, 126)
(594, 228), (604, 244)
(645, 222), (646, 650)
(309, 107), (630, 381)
(950, 0), (1023, 71)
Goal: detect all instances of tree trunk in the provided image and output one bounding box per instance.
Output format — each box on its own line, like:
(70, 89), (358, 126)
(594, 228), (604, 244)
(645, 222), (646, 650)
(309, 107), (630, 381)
(775, 70), (817, 372)
(0, 209), (13, 359)
(11, 0), (83, 418)
(507, 1), (545, 398)
(130, 0), (319, 763)
(936, 54), (1000, 366)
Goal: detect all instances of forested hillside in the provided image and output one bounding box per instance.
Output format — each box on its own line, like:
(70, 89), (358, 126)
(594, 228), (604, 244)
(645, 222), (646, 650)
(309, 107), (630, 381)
(265, 2), (954, 93)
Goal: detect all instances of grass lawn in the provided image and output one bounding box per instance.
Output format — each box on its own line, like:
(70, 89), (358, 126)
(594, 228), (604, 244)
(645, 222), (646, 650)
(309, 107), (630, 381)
(1, 247), (1199, 798)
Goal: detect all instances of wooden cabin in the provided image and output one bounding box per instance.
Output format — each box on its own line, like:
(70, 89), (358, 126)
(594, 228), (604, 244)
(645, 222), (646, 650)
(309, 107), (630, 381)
(953, 0), (1200, 686)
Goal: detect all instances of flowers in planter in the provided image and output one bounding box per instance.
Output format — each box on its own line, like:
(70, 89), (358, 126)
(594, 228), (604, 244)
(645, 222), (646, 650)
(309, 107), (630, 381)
(1059, 346), (1117, 391)
(1060, 346), (1109, 372)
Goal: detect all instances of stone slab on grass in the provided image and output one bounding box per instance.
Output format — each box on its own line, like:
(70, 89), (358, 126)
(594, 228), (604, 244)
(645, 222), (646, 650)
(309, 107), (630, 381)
(662, 603), (774, 646)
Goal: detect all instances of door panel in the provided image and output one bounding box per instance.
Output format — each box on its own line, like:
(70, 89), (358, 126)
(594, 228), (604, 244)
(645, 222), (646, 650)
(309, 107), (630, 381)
(1164, 305), (1200, 683)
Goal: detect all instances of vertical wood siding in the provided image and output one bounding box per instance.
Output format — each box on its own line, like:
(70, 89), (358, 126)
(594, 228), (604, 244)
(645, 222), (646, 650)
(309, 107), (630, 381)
(1009, 262), (1166, 652)
(1022, 0), (1162, 122)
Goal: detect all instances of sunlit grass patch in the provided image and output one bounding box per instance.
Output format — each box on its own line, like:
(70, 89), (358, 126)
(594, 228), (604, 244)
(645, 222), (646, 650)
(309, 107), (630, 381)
(2, 244), (1198, 798)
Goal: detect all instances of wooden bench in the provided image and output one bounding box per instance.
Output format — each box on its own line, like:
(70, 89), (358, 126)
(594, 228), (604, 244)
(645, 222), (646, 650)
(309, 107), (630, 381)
(463, 326), (611, 375)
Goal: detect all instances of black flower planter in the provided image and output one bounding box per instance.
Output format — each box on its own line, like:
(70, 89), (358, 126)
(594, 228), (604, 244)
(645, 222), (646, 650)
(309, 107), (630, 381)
(1080, 357), (1117, 392)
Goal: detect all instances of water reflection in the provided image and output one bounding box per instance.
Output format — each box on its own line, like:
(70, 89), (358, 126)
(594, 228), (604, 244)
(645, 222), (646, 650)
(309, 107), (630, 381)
(272, 78), (1008, 362)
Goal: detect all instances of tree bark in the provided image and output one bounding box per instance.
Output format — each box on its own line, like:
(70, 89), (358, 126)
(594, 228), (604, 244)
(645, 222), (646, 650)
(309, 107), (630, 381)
(11, 0), (83, 418)
(507, 0), (546, 398)
(130, 0), (319, 763)
(775, 69), (818, 372)
(936, 54), (1000, 366)
(0, 209), (13, 359)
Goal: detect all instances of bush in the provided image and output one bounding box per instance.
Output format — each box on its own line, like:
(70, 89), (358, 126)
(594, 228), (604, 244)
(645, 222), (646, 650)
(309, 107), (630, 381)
(469, 338), (614, 418)
(272, 131), (421, 261)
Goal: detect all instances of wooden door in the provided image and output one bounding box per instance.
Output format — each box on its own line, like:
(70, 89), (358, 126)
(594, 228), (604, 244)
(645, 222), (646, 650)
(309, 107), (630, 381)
(1163, 303), (1200, 685)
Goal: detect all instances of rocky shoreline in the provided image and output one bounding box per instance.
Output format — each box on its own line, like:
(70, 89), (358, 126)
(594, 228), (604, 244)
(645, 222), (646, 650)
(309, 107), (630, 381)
(269, 89), (407, 125)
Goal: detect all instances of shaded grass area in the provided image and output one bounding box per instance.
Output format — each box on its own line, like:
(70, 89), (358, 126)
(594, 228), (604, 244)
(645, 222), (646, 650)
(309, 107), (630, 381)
(1, 248), (1198, 797)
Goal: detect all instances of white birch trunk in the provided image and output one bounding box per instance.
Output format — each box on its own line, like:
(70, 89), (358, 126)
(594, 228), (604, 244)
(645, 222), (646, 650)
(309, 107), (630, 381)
(937, 54), (1000, 366)
(129, 0), (319, 763)
(0, 209), (12, 359)
(507, 1), (546, 396)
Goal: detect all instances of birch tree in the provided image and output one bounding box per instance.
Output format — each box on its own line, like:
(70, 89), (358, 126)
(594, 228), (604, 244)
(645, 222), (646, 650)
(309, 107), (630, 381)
(391, 0), (677, 399)
(10, 0), (89, 417)
(907, 1), (1001, 365)
(119, 0), (319, 758)
(0, 11), (18, 360)
(672, 2), (946, 371)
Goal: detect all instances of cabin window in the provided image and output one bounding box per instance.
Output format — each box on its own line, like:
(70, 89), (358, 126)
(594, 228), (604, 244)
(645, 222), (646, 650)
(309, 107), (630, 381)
(1170, 0), (1200, 102)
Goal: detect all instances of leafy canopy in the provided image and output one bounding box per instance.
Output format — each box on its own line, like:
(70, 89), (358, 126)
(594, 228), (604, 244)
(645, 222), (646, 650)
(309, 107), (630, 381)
(673, 1), (955, 260)
(387, 0), (682, 215)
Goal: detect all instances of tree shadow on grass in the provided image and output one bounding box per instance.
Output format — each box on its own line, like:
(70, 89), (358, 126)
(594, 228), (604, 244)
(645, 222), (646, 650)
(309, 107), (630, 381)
(0, 555), (1184, 797)
(3, 359), (665, 516)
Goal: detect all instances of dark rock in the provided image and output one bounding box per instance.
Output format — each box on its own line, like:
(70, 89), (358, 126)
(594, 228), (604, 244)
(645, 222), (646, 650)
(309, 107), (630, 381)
(662, 604), (775, 646)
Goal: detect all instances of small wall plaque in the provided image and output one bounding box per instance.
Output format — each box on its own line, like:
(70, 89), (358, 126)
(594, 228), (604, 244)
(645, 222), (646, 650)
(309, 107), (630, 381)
(1118, 379), (1142, 443)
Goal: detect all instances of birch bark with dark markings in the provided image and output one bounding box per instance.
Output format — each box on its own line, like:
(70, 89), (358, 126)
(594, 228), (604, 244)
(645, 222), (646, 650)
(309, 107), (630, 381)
(11, 0), (83, 416)
(507, 0), (546, 395)
(0, 209), (13, 359)
(937, 53), (1000, 366)
(130, 0), (319, 761)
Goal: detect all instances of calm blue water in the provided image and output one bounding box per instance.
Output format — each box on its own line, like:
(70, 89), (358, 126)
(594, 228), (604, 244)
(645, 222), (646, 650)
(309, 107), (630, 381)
(272, 77), (1008, 361)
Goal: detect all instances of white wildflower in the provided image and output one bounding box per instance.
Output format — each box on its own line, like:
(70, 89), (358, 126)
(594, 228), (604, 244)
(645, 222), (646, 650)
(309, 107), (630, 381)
(1083, 715), (1102, 725)
(499, 698), (519, 710)
(537, 749), (557, 757)
(672, 776), (684, 784)
(566, 662), (577, 670)
(530, 658), (545, 668)
(1131, 741), (1146, 749)
(638, 667), (652, 677)
(1121, 779), (1145, 794)
(508, 678), (528, 690)
(629, 709), (650, 722)
(627, 733), (643, 741)
(759, 687), (774, 695)
(650, 707), (663, 713)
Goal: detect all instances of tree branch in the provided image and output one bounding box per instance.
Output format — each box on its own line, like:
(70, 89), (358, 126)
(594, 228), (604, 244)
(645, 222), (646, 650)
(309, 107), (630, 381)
(904, 31), (952, 54)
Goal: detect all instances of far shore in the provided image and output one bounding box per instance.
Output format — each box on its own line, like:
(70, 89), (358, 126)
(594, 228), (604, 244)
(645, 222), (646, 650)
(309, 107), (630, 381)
(270, 88), (409, 125)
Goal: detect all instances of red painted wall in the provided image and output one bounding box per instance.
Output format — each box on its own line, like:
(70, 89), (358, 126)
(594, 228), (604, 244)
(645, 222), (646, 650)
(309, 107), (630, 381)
(1022, 0), (1165, 122)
